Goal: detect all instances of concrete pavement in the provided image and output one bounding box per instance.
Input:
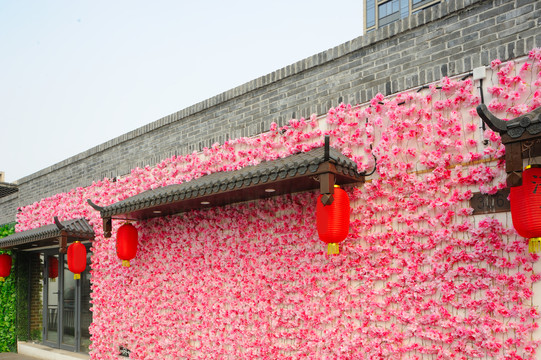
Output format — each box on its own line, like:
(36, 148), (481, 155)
(0, 353), (41, 360)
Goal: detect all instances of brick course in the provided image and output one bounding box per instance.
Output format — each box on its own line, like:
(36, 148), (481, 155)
(1, 0), (540, 224)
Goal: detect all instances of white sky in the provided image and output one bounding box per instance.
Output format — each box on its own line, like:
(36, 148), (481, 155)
(0, 1), (363, 183)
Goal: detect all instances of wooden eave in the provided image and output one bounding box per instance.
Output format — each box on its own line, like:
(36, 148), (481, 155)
(0, 217), (95, 253)
(88, 136), (369, 238)
(477, 104), (541, 187)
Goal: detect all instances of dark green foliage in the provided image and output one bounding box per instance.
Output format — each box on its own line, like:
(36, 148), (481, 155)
(0, 223), (16, 352)
(15, 252), (30, 343)
(0, 224), (14, 238)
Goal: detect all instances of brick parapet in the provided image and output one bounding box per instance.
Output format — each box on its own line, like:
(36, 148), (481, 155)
(2, 0), (540, 224)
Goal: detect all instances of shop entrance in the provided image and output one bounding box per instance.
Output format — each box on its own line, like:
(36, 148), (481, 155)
(42, 250), (92, 353)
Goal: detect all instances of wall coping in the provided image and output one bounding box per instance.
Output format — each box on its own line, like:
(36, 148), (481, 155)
(16, 0), (481, 185)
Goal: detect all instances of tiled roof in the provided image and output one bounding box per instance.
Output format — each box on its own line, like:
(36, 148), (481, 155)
(477, 104), (541, 138)
(0, 217), (94, 250)
(0, 182), (18, 198)
(477, 104), (541, 188)
(89, 138), (366, 223)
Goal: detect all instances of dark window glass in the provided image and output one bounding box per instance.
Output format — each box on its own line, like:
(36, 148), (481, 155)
(368, 0), (441, 30)
(412, 0), (439, 11)
(366, 0), (376, 28)
(378, 0), (401, 27)
(400, 0), (409, 19)
(62, 257), (75, 347)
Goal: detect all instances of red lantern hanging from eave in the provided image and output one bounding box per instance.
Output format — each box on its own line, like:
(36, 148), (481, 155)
(0, 254), (12, 282)
(510, 165), (541, 252)
(316, 185), (350, 255)
(67, 241), (87, 280)
(48, 256), (59, 282)
(117, 223), (138, 267)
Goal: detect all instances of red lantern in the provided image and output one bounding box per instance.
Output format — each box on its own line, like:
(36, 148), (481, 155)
(316, 185), (350, 255)
(67, 241), (87, 279)
(510, 165), (541, 252)
(48, 256), (59, 282)
(0, 254), (12, 282)
(117, 223), (138, 267)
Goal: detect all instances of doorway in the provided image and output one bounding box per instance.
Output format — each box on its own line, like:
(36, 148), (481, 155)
(42, 249), (92, 353)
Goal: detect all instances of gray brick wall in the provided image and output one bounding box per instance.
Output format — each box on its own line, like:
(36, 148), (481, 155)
(1, 0), (540, 224)
(0, 193), (18, 225)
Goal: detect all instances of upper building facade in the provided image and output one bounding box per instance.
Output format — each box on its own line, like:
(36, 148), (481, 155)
(364, 0), (441, 32)
(1, 0), (537, 227)
(1, 0), (540, 359)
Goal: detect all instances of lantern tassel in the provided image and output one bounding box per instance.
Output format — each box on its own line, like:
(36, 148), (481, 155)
(74, 274), (81, 280)
(529, 238), (541, 253)
(327, 243), (340, 255)
(122, 260), (131, 267)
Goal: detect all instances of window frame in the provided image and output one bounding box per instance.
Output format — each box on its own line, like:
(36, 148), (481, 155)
(364, 0), (441, 33)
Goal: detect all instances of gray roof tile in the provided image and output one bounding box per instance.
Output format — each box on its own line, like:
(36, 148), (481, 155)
(0, 182), (18, 198)
(477, 104), (541, 138)
(0, 217), (94, 250)
(90, 140), (366, 221)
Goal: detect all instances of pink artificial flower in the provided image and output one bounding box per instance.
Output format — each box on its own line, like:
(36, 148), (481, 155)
(491, 59), (502, 69)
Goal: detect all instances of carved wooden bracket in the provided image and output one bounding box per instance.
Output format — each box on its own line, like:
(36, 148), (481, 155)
(319, 172), (335, 205)
(54, 216), (68, 253)
(58, 233), (68, 254)
(477, 104), (541, 187)
(87, 200), (113, 238)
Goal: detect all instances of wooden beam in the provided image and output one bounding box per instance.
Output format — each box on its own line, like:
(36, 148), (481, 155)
(505, 142), (524, 187)
(319, 172), (335, 205)
(59, 233), (67, 254)
(103, 217), (112, 238)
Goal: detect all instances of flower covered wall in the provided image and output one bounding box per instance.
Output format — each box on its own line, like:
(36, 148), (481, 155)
(17, 49), (541, 359)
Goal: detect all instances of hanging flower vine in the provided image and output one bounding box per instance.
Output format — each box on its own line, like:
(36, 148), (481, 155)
(16, 49), (541, 359)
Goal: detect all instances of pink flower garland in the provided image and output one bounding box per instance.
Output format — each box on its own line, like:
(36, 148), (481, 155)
(15, 49), (541, 359)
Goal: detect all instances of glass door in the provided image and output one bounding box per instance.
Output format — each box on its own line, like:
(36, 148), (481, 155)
(61, 256), (77, 350)
(42, 247), (92, 353)
(43, 255), (59, 346)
